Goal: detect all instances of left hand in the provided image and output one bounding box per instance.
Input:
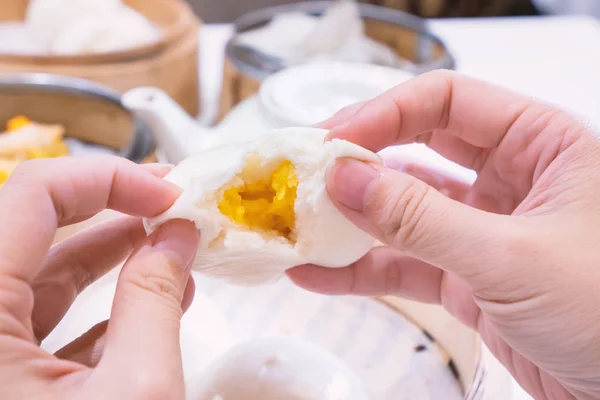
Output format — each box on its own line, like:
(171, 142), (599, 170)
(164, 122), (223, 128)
(0, 156), (199, 399)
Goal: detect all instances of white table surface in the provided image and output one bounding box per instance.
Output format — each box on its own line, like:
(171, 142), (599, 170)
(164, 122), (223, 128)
(196, 16), (600, 400)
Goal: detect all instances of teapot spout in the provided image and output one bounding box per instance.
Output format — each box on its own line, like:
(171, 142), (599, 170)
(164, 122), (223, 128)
(123, 87), (199, 164)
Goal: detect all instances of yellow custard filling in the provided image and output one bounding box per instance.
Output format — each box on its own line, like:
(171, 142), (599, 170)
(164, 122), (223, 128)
(218, 159), (298, 239)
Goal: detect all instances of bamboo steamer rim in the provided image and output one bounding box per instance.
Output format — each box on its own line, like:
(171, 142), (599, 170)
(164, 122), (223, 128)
(372, 243), (485, 396)
(0, 0), (196, 66)
(1, 20), (202, 75)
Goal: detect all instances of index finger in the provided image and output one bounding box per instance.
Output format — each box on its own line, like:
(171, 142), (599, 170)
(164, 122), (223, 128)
(0, 156), (180, 282)
(325, 70), (534, 168)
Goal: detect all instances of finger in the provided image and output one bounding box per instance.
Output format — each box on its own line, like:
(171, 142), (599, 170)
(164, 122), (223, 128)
(55, 278), (194, 368)
(384, 160), (470, 202)
(140, 163), (175, 177)
(181, 276), (195, 314)
(393, 162), (502, 212)
(289, 246), (442, 300)
(327, 159), (519, 291)
(58, 163), (174, 228)
(99, 220), (198, 398)
(55, 320), (108, 367)
(31, 217), (147, 341)
(0, 156), (181, 282)
(287, 246), (480, 329)
(315, 101), (367, 129)
(325, 70), (535, 169)
(59, 213), (102, 229)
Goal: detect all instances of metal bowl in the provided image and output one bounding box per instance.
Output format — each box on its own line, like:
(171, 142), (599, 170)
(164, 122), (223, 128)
(0, 73), (155, 163)
(226, 1), (455, 81)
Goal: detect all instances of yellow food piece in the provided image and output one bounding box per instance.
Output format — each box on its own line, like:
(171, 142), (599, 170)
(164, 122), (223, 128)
(0, 169), (9, 186)
(26, 141), (70, 159)
(7, 116), (32, 131)
(0, 117), (70, 186)
(218, 160), (298, 238)
(0, 160), (19, 187)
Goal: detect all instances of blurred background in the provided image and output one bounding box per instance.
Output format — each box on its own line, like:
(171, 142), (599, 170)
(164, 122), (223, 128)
(187, 0), (600, 21)
(0, 1), (598, 400)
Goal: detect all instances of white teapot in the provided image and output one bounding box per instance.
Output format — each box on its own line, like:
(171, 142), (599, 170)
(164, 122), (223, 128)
(122, 61), (415, 165)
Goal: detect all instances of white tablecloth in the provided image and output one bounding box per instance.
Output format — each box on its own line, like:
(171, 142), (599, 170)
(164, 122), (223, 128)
(196, 16), (600, 400)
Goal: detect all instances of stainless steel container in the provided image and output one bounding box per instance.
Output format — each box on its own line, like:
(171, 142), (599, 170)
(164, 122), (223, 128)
(226, 1), (455, 80)
(217, 1), (456, 122)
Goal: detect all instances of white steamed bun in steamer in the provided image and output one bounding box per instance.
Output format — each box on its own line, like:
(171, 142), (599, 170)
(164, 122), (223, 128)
(26, 0), (160, 55)
(190, 337), (369, 400)
(26, 0), (118, 46)
(144, 128), (380, 285)
(49, 8), (160, 55)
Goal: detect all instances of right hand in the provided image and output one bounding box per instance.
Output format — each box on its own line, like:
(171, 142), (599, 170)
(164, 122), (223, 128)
(289, 71), (600, 400)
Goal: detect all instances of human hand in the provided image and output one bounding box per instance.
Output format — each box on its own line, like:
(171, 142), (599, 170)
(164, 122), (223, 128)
(288, 71), (600, 400)
(0, 156), (199, 399)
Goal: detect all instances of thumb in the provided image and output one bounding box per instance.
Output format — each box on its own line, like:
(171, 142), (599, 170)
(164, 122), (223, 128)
(99, 219), (199, 399)
(328, 159), (516, 282)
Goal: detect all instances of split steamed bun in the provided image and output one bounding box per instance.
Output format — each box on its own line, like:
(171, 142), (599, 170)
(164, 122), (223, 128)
(190, 337), (369, 400)
(144, 128), (380, 285)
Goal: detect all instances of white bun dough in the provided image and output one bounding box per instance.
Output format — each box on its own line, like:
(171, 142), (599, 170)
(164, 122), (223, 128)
(144, 128), (381, 285)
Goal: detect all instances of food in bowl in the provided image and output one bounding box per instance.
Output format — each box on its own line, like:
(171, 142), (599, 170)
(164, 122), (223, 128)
(0, 116), (69, 185)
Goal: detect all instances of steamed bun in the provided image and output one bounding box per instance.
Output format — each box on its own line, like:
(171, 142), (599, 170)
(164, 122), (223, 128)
(26, 0), (161, 55)
(190, 337), (369, 400)
(144, 128), (380, 285)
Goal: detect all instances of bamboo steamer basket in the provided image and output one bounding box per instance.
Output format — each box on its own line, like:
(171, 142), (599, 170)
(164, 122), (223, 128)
(0, 0), (201, 116)
(217, 1), (455, 123)
(0, 0), (195, 64)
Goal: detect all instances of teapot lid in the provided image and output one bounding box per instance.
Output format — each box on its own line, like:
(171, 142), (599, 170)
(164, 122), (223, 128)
(258, 61), (414, 128)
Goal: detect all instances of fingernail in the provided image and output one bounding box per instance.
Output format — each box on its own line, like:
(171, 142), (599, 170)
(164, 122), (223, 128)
(143, 162), (175, 168)
(142, 163), (175, 176)
(326, 122), (351, 141)
(165, 181), (184, 198)
(152, 220), (199, 271)
(141, 163), (183, 199)
(329, 159), (381, 211)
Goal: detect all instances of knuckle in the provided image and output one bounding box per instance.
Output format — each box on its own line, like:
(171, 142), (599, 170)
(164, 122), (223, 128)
(0, 274), (34, 331)
(374, 179), (431, 249)
(64, 258), (95, 294)
(125, 253), (183, 306)
(498, 220), (543, 258)
(46, 246), (96, 294)
(383, 257), (405, 296)
(130, 371), (174, 400)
